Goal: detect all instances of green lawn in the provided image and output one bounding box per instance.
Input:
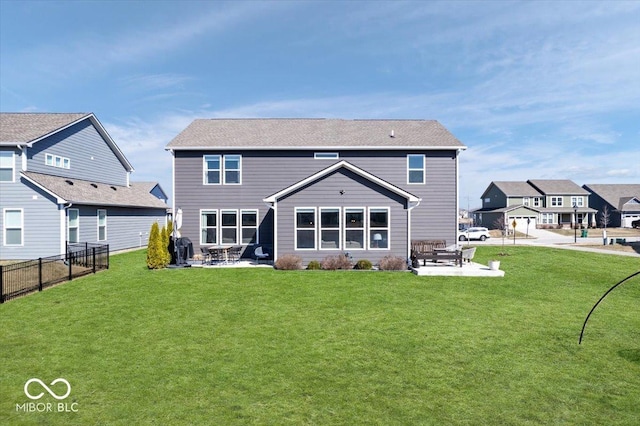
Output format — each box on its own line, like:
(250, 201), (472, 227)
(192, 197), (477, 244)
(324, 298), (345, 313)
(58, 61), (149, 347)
(1, 247), (639, 425)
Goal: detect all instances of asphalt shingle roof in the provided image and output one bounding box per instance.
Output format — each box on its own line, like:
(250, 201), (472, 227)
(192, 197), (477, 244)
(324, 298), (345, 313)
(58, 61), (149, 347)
(0, 113), (90, 144)
(491, 181), (543, 197)
(527, 179), (589, 195)
(23, 172), (168, 209)
(166, 118), (466, 150)
(583, 184), (640, 211)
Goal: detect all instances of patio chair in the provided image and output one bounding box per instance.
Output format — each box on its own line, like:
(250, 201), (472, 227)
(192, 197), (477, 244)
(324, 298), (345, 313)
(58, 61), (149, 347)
(461, 247), (476, 263)
(254, 245), (269, 264)
(200, 247), (211, 265)
(228, 246), (242, 263)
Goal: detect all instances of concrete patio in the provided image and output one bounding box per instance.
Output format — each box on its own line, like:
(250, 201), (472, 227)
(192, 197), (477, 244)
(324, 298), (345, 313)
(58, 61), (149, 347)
(411, 261), (505, 277)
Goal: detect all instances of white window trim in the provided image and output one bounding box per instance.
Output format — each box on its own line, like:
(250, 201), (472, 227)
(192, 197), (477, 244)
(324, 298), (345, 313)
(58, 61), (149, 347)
(319, 207), (341, 250)
(97, 209), (107, 241)
(240, 209), (259, 245)
(407, 154), (425, 184)
(0, 150), (15, 182)
(68, 208), (80, 243)
(220, 209), (239, 245)
(203, 155), (221, 185)
(314, 152), (339, 160)
(200, 209), (218, 245)
(533, 198), (541, 207)
(223, 155), (242, 185)
(3, 208), (24, 246)
(45, 153), (71, 169)
(523, 197), (530, 206)
(368, 207), (390, 250)
(343, 207), (366, 251)
(295, 207), (317, 250)
(551, 196), (563, 207)
(571, 196), (584, 207)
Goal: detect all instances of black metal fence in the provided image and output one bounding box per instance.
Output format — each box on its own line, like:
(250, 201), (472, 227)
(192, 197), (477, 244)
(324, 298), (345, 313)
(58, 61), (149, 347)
(0, 243), (109, 303)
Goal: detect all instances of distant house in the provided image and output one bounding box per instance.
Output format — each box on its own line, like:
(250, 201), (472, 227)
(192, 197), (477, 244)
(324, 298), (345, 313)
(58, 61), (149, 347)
(0, 113), (168, 260)
(582, 184), (640, 228)
(166, 118), (466, 265)
(474, 179), (596, 231)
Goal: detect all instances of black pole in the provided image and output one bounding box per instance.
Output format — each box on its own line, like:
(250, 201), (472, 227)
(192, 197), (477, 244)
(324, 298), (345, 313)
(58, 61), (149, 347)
(39, 258), (43, 292)
(0, 265), (4, 303)
(92, 248), (96, 274)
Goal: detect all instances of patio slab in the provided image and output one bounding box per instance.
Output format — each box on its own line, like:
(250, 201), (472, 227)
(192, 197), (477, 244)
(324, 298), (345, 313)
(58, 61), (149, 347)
(411, 261), (504, 277)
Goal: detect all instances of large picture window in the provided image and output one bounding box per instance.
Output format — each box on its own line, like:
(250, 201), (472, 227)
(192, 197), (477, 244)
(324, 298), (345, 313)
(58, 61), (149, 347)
(241, 210), (258, 244)
(296, 208), (316, 249)
(0, 151), (14, 182)
(369, 208), (389, 249)
(407, 154), (425, 184)
(344, 208), (365, 249)
(201, 210), (218, 244)
(68, 209), (79, 243)
(3, 209), (23, 246)
(320, 208), (340, 249)
(97, 209), (107, 241)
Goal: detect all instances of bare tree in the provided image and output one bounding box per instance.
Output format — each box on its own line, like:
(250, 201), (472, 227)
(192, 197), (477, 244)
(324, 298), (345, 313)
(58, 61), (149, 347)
(599, 205), (610, 229)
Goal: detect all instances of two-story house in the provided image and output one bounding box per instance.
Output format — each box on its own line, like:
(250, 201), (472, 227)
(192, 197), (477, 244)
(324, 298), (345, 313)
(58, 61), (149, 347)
(166, 118), (466, 265)
(475, 179), (596, 231)
(0, 113), (168, 260)
(582, 184), (640, 228)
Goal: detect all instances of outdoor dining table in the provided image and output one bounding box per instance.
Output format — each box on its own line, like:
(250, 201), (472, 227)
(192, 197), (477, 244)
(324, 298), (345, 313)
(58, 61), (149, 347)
(208, 246), (231, 264)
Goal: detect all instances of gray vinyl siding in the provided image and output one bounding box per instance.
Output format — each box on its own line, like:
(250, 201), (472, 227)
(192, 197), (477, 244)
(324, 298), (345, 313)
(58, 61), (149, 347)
(73, 206), (166, 252)
(482, 185), (506, 208)
(27, 119), (128, 186)
(174, 149), (459, 257)
(0, 177), (62, 260)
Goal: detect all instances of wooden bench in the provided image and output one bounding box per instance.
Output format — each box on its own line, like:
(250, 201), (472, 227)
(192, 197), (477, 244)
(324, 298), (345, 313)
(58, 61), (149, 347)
(410, 240), (462, 268)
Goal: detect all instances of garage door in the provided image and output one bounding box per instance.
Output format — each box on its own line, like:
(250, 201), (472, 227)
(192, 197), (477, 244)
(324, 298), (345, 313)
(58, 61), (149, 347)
(622, 215), (640, 228)
(510, 216), (536, 233)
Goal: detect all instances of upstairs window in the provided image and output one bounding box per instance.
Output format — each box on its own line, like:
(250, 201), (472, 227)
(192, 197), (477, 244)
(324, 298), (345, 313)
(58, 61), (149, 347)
(523, 197), (530, 206)
(45, 153), (70, 169)
(571, 196), (584, 207)
(224, 155), (241, 184)
(203, 155), (221, 184)
(203, 154), (241, 185)
(314, 152), (339, 160)
(0, 151), (14, 182)
(551, 197), (563, 207)
(407, 154), (425, 184)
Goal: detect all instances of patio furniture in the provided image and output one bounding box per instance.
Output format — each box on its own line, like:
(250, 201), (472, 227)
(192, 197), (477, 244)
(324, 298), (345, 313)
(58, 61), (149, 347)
(411, 240), (462, 268)
(461, 247), (476, 263)
(208, 246), (228, 264)
(228, 246), (243, 263)
(254, 245), (270, 264)
(200, 247), (211, 265)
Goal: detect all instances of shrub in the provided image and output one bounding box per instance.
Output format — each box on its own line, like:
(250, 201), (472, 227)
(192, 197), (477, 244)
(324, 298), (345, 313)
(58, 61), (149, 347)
(275, 254), (303, 270)
(355, 259), (373, 270)
(146, 222), (168, 269)
(307, 260), (321, 270)
(378, 255), (408, 271)
(160, 225), (171, 266)
(321, 255), (353, 270)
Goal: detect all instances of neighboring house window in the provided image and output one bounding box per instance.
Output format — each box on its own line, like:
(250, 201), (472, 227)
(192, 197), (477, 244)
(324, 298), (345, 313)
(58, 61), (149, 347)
(221, 210), (238, 244)
(3, 209), (23, 246)
(201, 210), (217, 244)
(523, 197), (530, 206)
(45, 153), (70, 169)
(345, 208), (365, 249)
(320, 208), (341, 249)
(295, 208), (316, 250)
(571, 197), (584, 207)
(484, 197), (490, 204)
(241, 210), (258, 244)
(0, 151), (14, 182)
(224, 155), (241, 184)
(533, 198), (541, 207)
(203, 155), (221, 185)
(68, 209), (79, 243)
(551, 197), (563, 207)
(540, 213), (554, 224)
(203, 154), (242, 185)
(314, 152), (339, 160)
(97, 209), (107, 241)
(369, 208), (389, 249)
(407, 154), (425, 184)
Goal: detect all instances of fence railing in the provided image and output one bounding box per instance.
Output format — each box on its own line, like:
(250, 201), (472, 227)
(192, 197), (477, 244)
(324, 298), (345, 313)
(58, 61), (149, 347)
(0, 243), (109, 303)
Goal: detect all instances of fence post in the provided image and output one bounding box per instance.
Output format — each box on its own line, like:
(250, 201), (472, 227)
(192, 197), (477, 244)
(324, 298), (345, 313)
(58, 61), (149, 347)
(85, 242), (89, 267)
(92, 248), (96, 274)
(0, 265), (4, 304)
(68, 253), (73, 281)
(39, 258), (43, 292)
(107, 245), (110, 269)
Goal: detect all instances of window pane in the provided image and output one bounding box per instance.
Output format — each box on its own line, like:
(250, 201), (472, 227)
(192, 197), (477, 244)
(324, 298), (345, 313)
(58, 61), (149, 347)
(206, 171), (220, 184)
(370, 231), (388, 248)
(68, 228), (78, 243)
(225, 155), (240, 169)
(221, 228), (237, 244)
(225, 170), (240, 184)
(297, 230), (315, 249)
(408, 155), (424, 169)
(6, 229), (22, 245)
(46, 154), (53, 166)
(69, 210), (79, 226)
(5, 210), (21, 227)
(370, 210), (388, 227)
(408, 170), (424, 183)
(206, 156), (220, 169)
(242, 228), (257, 244)
(221, 212), (237, 226)
(202, 229), (217, 244)
(242, 212), (257, 227)
(296, 210), (315, 228)
(345, 230), (364, 248)
(0, 169), (11, 181)
(321, 230), (340, 248)
(98, 227), (106, 241)
(321, 209), (339, 227)
(345, 210), (363, 228)
(0, 151), (12, 167)
(202, 212), (217, 227)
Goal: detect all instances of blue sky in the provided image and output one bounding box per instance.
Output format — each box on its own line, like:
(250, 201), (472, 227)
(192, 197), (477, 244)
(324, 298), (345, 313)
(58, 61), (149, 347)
(1, 0), (638, 208)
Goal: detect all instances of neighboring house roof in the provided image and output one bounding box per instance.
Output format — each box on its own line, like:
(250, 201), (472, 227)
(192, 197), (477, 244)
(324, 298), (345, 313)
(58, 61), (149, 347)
(263, 160), (421, 207)
(474, 205), (541, 214)
(583, 184), (640, 211)
(482, 181), (542, 199)
(22, 172), (168, 209)
(0, 112), (134, 172)
(527, 179), (589, 195)
(166, 118), (466, 150)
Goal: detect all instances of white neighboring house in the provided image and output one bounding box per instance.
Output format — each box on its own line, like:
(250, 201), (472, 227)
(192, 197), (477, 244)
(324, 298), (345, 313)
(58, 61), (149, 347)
(0, 113), (168, 260)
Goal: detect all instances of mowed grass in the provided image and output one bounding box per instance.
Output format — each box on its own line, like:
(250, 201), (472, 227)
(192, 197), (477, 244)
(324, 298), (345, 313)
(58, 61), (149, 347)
(1, 247), (639, 425)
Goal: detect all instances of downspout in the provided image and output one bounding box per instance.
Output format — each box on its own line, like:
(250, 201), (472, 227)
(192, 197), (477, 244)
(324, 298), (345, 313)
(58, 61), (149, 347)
(61, 202), (73, 254)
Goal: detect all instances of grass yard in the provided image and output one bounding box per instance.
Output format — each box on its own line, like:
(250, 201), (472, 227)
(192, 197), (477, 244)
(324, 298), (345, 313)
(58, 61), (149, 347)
(1, 247), (639, 425)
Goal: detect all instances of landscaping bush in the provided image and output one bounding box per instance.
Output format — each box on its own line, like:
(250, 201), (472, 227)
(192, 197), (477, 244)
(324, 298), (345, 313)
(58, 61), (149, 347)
(275, 254), (303, 270)
(378, 255), (408, 271)
(321, 255), (353, 270)
(354, 259), (373, 270)
(307, 260), (321, 270)
(146, 222), (168, 269)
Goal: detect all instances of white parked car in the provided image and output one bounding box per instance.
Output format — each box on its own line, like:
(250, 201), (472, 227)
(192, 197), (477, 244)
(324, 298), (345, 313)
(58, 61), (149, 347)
(458, 227), (491, 241)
